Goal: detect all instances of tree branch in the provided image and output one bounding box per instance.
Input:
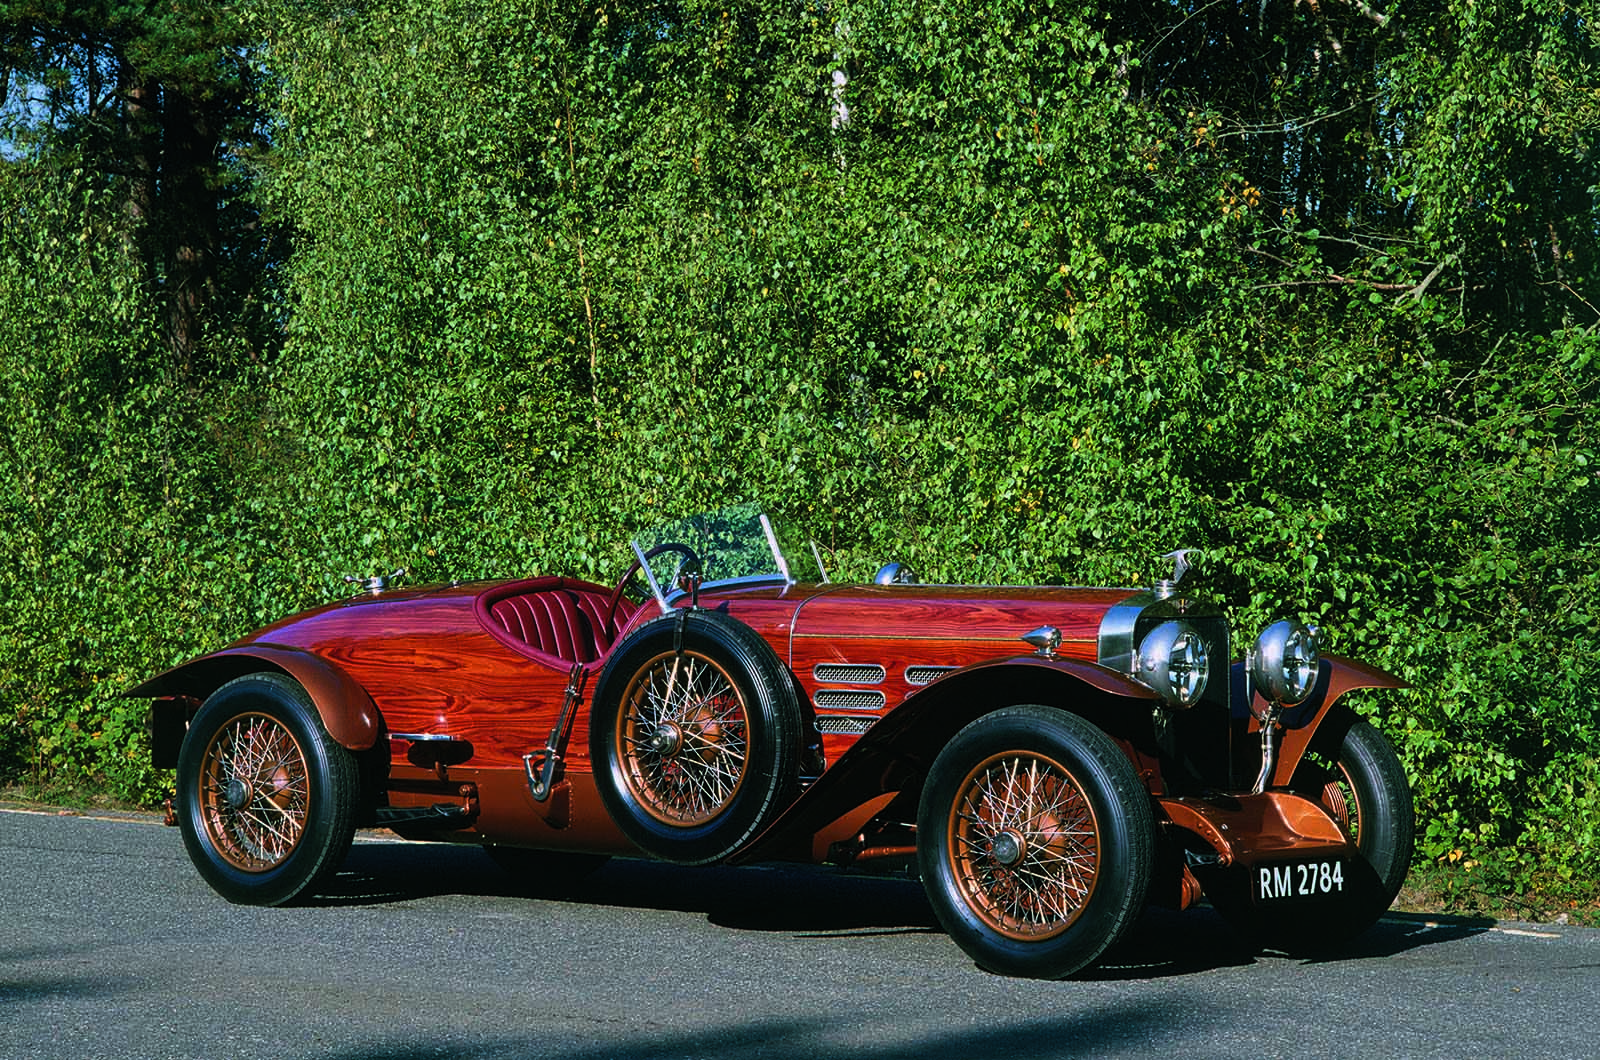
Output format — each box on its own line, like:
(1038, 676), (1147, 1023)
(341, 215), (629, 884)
(1217, 94), (1382, 139)
(1397, 253), (1455, 303)
(1246, 245), (1465, 296)
(1537, 279), (1600, 325)
(1345, 0), (1391, 28)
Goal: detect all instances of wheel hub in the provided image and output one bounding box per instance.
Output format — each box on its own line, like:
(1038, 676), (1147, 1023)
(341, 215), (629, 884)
(989, 829), (1025, 867)
(223, 777), (251, 810)
(648, 722), (684, 757)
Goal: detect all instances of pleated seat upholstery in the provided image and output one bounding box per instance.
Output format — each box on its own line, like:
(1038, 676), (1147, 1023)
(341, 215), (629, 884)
(480, 579), (636, 664)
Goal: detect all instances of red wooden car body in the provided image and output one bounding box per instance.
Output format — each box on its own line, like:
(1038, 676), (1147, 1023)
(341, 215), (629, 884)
(131, 511), (1411, 979)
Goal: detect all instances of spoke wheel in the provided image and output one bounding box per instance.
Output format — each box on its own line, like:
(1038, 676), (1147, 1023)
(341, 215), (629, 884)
(591, 610), (801, 865)
(177, 673), (358, 906)
(616, 650), (749, 826)
(1209, 714), (1413, 953)
(1317, 761), (1361, 845)
(198, 712), (312, 871)
(1298, 718), (1412, 923)
(919, 705), (1153, 980)
(949, 751), (1101, 941)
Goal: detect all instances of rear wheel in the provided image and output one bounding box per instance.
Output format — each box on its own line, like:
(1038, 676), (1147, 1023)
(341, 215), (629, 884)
(917, 705), (1154, 979)
(176, 673), (359, 905)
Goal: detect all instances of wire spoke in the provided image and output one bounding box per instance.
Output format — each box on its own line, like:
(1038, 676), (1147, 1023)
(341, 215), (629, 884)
(622, 651), (751, 825)
(199, 712), (310, 872)
(951, 751), (1101, 940)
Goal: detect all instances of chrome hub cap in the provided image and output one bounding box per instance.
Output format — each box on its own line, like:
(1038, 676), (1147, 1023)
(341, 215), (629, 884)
(990, 830), (1024, 867)
(649, 722), (685, 757)
(222, 777), (251, 810)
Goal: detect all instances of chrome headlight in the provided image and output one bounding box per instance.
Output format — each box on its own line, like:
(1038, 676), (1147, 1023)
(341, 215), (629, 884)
(1251, 620), (1320, 705)
(1136, 620), (1210, 708)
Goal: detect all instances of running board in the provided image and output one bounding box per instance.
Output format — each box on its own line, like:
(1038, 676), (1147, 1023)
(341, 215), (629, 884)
(374, 803), (473, 829)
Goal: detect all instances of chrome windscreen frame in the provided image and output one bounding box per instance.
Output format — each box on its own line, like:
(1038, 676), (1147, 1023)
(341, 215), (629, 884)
(760, 513), (791, 584)
(661, 571), (794, 606)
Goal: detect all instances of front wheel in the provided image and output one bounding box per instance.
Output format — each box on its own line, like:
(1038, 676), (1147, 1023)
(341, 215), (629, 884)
(917, 705), (1155, 979)
(1217, 716), (1413, 951)
(175, 673), (359, 905)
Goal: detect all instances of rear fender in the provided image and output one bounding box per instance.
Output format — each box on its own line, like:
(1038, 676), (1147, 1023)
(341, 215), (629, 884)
(127, 645), (380, 754)
(733, 655), (1160, 863)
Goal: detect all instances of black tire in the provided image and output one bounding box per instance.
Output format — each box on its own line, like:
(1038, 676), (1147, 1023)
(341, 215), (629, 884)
(589, 610), (802, 865)
(1216, 716), (1414, 951)
(175, 672), (359, 905)
(917, 705), (1155, 979)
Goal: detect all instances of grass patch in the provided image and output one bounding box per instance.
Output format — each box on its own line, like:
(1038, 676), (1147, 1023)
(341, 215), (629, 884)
(1396, 859), (1600, 928)
(0, 776), (157, 814)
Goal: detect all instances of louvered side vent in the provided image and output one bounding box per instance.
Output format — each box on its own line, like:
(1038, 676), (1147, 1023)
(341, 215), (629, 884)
(816, 716), (878, 735)
(905, 665), (958, 686)
(813, 689), (888, 711)
(812, 663), (887, 684)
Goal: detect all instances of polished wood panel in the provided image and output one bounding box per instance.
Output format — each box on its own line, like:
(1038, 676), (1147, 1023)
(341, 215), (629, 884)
(233, 579), (1151, 793)
(791, 584), (1132, 643)
(237, 587), (580, 770)
(691, 583), (1136, 765)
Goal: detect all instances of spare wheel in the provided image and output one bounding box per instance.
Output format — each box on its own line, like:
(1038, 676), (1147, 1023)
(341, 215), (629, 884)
(589, 609), (802, 865)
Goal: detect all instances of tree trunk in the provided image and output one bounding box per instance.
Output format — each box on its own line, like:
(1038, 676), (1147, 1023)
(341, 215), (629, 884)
(161, 87), (222, 379)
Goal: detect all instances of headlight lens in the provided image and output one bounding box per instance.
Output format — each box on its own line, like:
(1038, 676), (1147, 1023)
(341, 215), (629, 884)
(1251, 620), (1320, 705)
(1136, 620), (1210, 708)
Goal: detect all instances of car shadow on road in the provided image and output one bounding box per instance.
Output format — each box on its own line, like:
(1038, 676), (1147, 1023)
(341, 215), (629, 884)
(1086, 904), (1495, 980)
(321, 836), (939, 933)
(309, 1005), (1226, 1060)
(320, 837), (1496, 981)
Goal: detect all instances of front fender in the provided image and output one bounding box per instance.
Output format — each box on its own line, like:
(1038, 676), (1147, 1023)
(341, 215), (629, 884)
(1253, 654), (1408, 788)
(127, 644), (381, 753)
(733, 655), (1159, 863)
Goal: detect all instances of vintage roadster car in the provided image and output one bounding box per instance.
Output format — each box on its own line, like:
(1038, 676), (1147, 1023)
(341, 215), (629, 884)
(130, 506), (1412, 979)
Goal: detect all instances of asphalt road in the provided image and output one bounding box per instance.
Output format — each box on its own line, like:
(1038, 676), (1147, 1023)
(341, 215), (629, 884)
(2, 807), (1594, 1060)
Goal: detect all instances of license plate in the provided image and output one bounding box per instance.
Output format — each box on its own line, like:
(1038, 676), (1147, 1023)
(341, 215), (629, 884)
(1254, 860), (1345, 902)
